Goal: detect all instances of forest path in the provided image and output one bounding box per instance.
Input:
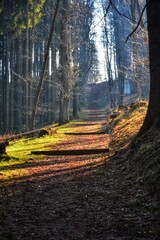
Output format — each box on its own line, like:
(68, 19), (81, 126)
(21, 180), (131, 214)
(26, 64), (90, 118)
(32, 109), (110, 155)
(0, 110), (158, 240)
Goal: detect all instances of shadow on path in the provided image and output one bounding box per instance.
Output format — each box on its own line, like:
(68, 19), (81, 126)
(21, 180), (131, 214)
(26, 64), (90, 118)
(0, 110), (159, 240)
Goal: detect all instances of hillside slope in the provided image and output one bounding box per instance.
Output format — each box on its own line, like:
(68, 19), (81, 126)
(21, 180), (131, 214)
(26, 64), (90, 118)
(110, 101), (160, 200)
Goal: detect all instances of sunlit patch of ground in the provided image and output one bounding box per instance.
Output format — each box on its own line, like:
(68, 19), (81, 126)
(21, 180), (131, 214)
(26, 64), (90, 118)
(111, 102), (147, 149)
(0, 124), (72, 180)
(0, 112), (108, 181)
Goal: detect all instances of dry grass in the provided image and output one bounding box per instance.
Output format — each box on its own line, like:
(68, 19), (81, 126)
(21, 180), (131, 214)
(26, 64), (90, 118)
(109, 101), (160, 199)
(110, 102), (147, 149)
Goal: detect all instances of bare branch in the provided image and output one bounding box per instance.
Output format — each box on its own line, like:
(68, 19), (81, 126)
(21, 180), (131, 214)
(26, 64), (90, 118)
(92, 0), (111, 29)
(125, 0), (151, 43)
(110, 1), (137, 24)
(93, 0), (139, 30)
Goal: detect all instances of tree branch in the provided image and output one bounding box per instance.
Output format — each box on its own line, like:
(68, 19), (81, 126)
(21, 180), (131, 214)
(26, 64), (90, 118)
(30, 0), (61, 129)
(92, 0), (111, 30)
(110, 1), (137, 24)
(125, 0), (151, 43)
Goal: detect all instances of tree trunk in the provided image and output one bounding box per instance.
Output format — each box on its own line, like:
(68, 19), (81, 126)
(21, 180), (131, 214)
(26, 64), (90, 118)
(59, 0), (71, 125)
(113, 13), (124, 107)
(22, 0), (29, 129)
(73, 81), (79, 119)
(138, 1), (160, 136)
(130, 0), (142, 100)
(30, 0), (60, 130)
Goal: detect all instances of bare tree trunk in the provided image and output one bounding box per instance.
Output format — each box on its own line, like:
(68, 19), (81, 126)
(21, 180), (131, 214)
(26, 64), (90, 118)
(104, 20), (115, 109)
(59, 0), (71, 125)
(4, 34), (10, 133)
(73, 81), (79, 119)
(113, 12), (124, 107)
(30, 0), (61, 130)
(22, 0), (29, 129)
(138, 0), (160, 136)
(130, 0), (142, 100)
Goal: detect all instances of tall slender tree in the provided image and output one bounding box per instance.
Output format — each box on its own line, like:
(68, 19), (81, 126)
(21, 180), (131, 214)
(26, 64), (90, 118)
(59, 0), (71, 125)
(30, 0), (60, 129)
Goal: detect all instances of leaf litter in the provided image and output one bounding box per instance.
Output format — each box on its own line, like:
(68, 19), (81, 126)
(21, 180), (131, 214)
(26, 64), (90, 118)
(0, 113), (159, 240)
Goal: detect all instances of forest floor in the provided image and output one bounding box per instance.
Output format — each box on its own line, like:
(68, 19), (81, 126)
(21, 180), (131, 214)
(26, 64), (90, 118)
(0, 109), (160, 240)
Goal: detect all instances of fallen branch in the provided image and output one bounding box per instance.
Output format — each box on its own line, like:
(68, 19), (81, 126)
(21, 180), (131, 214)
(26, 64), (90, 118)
(2, 127), (56, 142)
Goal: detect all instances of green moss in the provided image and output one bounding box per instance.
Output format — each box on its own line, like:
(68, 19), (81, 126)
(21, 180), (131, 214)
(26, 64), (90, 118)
(7, 135), (61, 160)
(0, 123), (76, 180)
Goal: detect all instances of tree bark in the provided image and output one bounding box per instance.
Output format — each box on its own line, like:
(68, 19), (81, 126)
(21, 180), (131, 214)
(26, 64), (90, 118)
(59, 0), (71, 125)
(73, 82), (79, 119)
(138, 0), (160, 136)
(130, 0), (142, 100)
(30, 0), (60, 130)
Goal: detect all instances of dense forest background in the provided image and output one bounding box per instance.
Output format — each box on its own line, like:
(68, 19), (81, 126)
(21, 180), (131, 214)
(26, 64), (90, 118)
(0, 0), (149, 134)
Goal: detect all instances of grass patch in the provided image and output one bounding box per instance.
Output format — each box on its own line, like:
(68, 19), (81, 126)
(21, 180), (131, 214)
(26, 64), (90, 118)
(0, 123), (75, 180)
(6, 134), (65, 160)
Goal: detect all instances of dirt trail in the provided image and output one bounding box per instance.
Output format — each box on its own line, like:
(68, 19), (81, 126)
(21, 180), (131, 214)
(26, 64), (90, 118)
(0, 111), (159, 240)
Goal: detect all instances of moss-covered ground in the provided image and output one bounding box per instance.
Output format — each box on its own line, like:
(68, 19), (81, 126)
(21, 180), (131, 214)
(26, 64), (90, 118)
(0, 122), (78, 180)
